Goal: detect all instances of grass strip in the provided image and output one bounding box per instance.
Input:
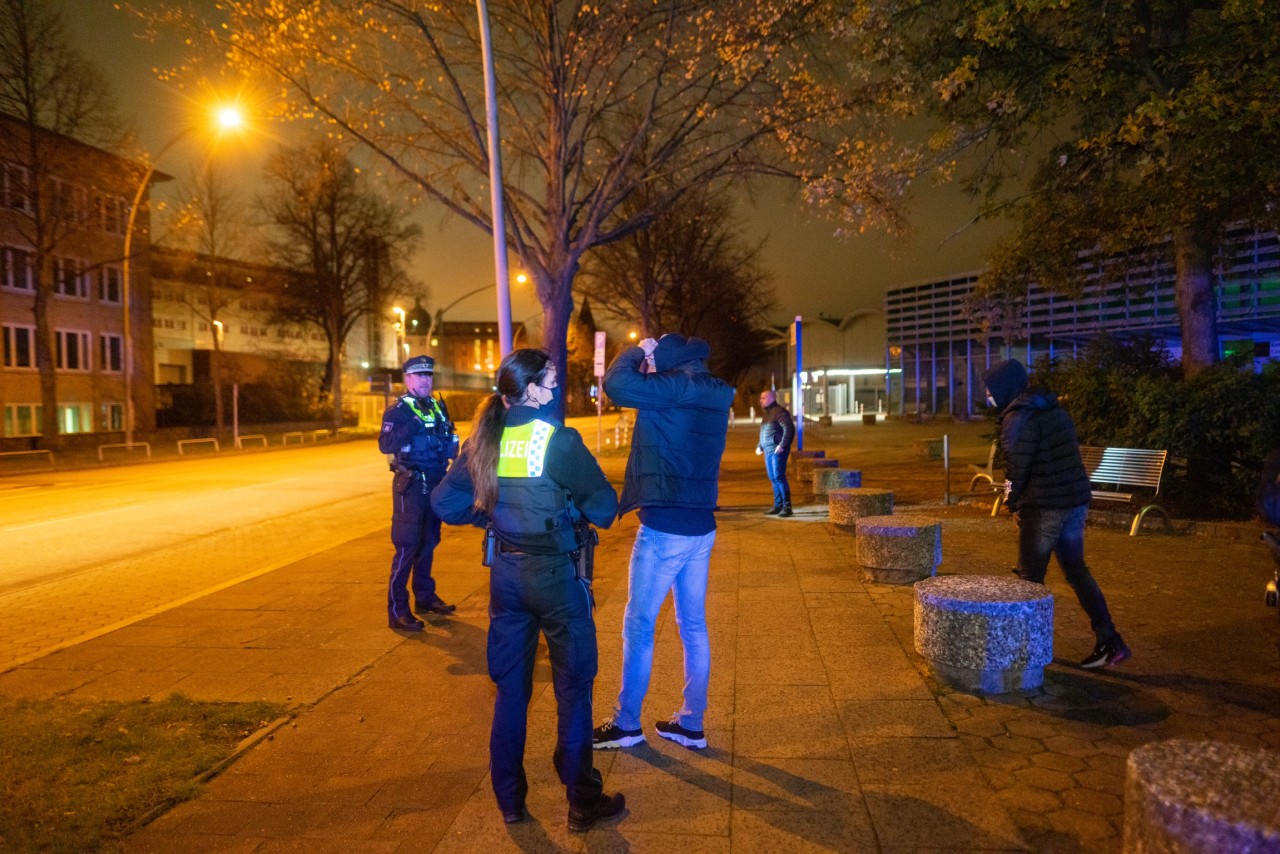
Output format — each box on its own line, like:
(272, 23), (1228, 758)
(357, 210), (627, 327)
(0, 693), (285, 852)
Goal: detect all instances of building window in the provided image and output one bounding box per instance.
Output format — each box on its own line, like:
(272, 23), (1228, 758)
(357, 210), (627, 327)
(4, 403), (40, 437)
(52, 257), (88, 299)
(158, 364), (187, 384)
(101, 402), (123, 431)
(101, 195), (127, 235)
(50, 178), (89, 225)
(99, 333), (122, 372)
(1, 162), (31, 213)
(1, 246), (33, 291)
(56, 330), (90, 371)
(57, 404), (92, 434)
(99, 265), (122, 303)
(2, 324), (35, 368)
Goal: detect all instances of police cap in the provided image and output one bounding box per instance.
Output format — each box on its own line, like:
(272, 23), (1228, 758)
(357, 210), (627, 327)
(402, 355), (435, 375)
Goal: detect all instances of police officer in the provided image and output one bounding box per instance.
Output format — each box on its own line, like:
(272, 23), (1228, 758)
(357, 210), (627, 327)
(379, 354), (459, 631)
(431, 348), (625, 832)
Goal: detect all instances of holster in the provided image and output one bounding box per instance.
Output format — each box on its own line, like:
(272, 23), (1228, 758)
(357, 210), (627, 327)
(572, 522), (598, 583)
(392, 466), (414, 495)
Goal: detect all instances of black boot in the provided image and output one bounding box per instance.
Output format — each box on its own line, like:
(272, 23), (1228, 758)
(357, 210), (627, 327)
(765, 504), (782, 515)
(778, 503), (793, 517)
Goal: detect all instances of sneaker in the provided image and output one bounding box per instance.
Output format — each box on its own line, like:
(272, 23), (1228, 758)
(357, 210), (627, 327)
(567, 791), (626, 832)
(592, 719), (645, 749)
(655, 717), (707, 749)
(1080, 638), (1131, 669)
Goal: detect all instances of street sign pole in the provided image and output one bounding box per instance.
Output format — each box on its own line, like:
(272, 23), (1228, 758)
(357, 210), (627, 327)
(594, 331), (607, 453)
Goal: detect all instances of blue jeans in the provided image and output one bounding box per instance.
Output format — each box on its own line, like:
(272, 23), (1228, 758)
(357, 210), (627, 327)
(487, 552), (600, 811)
(1016, 504), (1119, 644)
(765, 451), (791, 507)
(614, 525), (715, 732)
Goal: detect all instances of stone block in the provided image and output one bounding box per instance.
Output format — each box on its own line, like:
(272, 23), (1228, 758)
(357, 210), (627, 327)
(793, 449), (826, 460)
(829, 488), (893, 528)
(814, 468), (862, 497)
(856, 514), (939, 585)
(1123, 739), (1280, 854)
(862, 413), (877, 426)
(795, 457), (839, 490)
(913, 575), (1053, 694)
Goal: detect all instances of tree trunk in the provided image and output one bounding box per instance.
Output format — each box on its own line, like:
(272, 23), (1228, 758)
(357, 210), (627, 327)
(212, 341), (225, 432)
(540, 282), (575, 422)
(33, 256), (61, 450)
(1172, 224), (1218, 379)
(330, 344), (343, 434)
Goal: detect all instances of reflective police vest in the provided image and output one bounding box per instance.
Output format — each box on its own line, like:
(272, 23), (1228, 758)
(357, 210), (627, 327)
(394, 394), (454, 473)
(491, 419), (577, 555)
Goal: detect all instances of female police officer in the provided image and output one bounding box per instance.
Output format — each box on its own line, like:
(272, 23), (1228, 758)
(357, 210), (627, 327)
(431, 348), (625, 831)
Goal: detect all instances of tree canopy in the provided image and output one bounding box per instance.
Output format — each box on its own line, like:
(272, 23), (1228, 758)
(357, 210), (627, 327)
(850, 0), (1280, 376)
(150, 0), (915, 385)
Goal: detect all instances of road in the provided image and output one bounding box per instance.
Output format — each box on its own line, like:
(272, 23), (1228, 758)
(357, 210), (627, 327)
(0, 440), (390, 672)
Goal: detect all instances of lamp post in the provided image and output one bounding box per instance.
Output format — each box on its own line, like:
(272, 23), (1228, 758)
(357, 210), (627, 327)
(476, 0), (514, 357)
(120, 105), (244, 446)
(430, 273), (527, 356)
(391, 306), (405, 364)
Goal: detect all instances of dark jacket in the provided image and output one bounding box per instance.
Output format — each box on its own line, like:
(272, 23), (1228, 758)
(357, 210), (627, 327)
(378, 394), (458, 478)
(429, 406), (617, 552)
(998, 391), (1092, 512)
(758, 402), (794, 454)
(603, 345), (734, 516)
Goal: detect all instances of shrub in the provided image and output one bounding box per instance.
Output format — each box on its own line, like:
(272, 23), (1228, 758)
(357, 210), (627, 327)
(1029, 335), (1280, 520)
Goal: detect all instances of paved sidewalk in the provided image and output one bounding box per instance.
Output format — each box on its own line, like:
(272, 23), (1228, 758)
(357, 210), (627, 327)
(2, 420), (1277, 852)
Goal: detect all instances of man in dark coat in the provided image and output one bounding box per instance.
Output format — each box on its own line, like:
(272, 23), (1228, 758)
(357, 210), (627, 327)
(756, 389), (795, 516)
(984, 358), (1130, 669)
(592, 334), (734, 751)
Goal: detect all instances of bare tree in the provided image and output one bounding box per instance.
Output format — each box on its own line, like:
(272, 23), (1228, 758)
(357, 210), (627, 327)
(257, 136), (420, 431)
(0, 0), (125, 447)
(580, 188), (775, 385)
(147, 0), (915, 399)
(165, 163), (255, 432)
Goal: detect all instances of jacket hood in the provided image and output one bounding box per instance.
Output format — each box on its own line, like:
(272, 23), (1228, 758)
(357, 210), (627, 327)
(653, 334), (711, 372)
(983, 359), (1029, 411)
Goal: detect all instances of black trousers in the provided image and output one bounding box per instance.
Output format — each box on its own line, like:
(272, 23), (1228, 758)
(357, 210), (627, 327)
(388, 478), (442, 620)
(487, 551), (601, 812)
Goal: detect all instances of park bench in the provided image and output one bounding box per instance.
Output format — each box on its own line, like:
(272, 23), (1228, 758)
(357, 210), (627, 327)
(992, 445), (1172, 536)
(968, 441), (999, 490)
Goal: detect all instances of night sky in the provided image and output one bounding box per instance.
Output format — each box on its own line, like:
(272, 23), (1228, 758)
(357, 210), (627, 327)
(65, 1), (1004, 332)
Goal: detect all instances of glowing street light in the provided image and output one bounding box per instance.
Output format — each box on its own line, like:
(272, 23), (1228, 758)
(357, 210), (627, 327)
(120, 102), (247, 446)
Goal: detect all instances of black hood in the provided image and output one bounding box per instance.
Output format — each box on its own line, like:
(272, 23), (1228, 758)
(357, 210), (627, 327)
(983, 359), (1029, 411)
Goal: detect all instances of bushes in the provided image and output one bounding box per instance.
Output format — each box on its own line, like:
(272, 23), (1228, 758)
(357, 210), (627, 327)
(1031, 335), (1280, 520)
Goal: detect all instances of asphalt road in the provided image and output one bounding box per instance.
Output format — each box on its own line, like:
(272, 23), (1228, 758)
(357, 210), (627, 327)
(0, 441), (391, 672)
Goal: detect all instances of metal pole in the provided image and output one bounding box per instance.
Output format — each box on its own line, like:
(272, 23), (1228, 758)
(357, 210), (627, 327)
(793, 315), (804, 451)
(477, 0), (513, 357)
(943, 433), (951, 505)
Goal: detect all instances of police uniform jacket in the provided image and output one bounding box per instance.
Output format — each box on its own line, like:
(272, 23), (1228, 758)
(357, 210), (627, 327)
(603, 346), (733, 516)
(378, 393), (457, 480)
(430, 405), (618, 553)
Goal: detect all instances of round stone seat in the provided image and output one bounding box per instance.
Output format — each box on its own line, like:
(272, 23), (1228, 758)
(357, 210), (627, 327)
(1124, 739), (1280, 853)
(856, 514), (939, 584)
(795, 457), (839, 492)
(913, 575), (1054, 694)
(829, 488), (893, 528)
(813, 468), (861, 497)
(793, 449), (826, 460)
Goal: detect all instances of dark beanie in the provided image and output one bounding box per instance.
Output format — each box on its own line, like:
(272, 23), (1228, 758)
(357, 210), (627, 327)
(653, 334), (711, 372)
(982, 359), (1028, 411)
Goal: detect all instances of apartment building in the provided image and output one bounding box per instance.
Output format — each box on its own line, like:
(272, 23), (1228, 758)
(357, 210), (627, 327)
(0, 115), (156, 443)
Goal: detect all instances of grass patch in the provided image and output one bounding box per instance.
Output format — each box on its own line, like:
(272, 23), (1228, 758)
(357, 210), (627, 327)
(0, 693), (285, 851)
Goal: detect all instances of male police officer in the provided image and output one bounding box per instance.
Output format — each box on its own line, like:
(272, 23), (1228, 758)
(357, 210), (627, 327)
(379, 355), (459, 630)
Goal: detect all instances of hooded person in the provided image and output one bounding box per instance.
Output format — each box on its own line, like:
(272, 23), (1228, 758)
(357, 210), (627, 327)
(592, 333), (734, 751)
(983, 359), (1130, 669)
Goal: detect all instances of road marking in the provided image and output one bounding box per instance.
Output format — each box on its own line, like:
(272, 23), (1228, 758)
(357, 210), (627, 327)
(0, 518), (389, 674)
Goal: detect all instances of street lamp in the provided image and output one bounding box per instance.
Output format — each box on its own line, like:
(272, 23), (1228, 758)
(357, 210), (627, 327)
(430, 273), (527, 353)
(391, 306), (405, 364)
(120, 104), (245, 446)
(476, 0), (514, 357)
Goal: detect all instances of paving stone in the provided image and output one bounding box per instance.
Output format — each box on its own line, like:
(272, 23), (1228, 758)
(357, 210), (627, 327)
(1013, 767), (1075, 793)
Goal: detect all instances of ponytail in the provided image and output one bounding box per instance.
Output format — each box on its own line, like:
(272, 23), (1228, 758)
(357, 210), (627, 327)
(466, 348), (554, 513)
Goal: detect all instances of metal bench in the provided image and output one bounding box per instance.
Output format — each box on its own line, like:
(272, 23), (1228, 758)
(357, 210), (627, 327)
(992, 445), (1172, 536)
(968, 441), (999, 490)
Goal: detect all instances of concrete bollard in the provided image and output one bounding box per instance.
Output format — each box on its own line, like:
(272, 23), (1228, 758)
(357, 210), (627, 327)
(914, 575), (1054, 694)
(1123, 739), (1280, 853)
(813, 468), (861, 497)
(828, 488), (893, 528)
(857, 514), (940, 585)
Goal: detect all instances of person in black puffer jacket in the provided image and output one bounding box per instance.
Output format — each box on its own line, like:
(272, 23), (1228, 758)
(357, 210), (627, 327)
(756, 390), (795, 516)
(984, 358), (1130, 669)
